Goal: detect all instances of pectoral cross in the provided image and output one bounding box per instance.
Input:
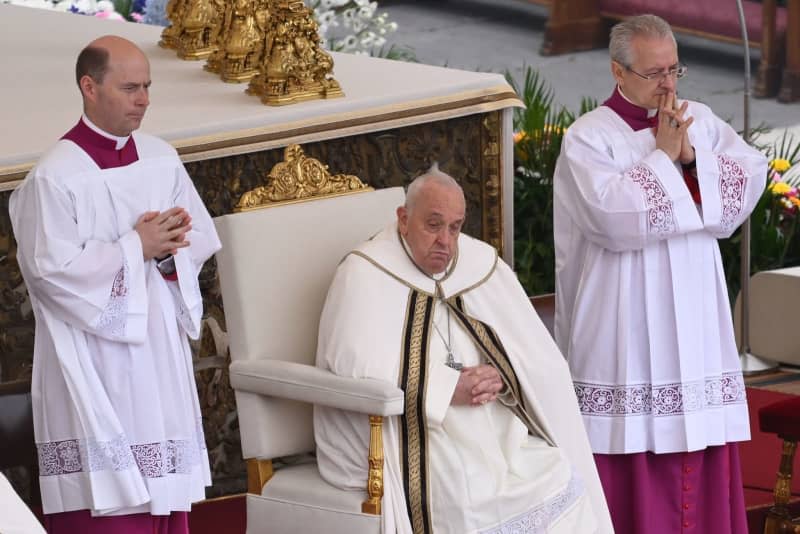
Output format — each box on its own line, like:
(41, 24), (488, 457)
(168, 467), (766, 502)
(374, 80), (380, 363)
(445, 352), (463, 371)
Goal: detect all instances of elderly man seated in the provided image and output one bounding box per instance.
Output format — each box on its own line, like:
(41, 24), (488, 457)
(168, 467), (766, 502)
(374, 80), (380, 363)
(314, 165), (613, 534)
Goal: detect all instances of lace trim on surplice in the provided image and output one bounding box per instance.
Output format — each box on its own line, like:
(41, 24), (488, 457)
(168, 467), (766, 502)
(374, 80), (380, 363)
(95, 259), (129, 337)
(37, 420), (206, 478)
(627, 164), (677, 235)
(716, 154), (747, 231)
(480, 474), (584, 534)
(574, 372), (746, 417)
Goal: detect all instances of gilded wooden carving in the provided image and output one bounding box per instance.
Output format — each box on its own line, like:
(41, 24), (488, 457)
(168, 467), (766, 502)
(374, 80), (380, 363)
(236, 144), (371, 211)
(362, 415), (384, 515)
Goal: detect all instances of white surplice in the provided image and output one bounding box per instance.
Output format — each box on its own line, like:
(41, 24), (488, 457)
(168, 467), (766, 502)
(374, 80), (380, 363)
(9, 132), (221, 515)
(314, 223), (613, 534)
(553, 100), (766, 454)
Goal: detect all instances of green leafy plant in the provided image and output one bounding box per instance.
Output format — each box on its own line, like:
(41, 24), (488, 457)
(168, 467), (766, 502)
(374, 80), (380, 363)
(719, 132), (800, 302)
(508, 66), (596, 295)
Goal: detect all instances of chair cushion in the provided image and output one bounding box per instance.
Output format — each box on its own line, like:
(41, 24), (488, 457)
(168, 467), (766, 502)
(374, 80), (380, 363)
(759, 397), (800, 440)
(246, 463), (380, 534)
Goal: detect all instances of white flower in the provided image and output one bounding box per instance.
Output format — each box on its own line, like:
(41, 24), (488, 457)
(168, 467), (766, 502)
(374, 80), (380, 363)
(318, 10), (336, 25)
(342, 34), (358, 48)
(360, 32), (374, 47)
(357, 5), (374, 19)
(7, 0), (57, 9)
(306, 0), (399, 56)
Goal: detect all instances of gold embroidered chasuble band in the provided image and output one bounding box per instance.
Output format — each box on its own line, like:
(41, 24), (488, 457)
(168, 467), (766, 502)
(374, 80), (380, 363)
(397, 286), (555, 534)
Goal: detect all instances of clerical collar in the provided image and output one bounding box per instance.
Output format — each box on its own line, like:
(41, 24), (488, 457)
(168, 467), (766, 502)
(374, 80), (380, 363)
(603, 86), (658, 131)
(61, 116), (139, 170)
(80, 114), (131, 150)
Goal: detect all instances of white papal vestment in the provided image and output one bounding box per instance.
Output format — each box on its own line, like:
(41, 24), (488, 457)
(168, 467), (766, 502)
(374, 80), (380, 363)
(10, 132), (221, 515)
(554, 100), (767, 455)
(314, 224), (613, 534)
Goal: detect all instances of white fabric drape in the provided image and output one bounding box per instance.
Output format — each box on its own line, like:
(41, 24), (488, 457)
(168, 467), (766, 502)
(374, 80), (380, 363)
(554, 101), (766, 454)
(10, 133), (221, 515)
(314, 224), (613, 534)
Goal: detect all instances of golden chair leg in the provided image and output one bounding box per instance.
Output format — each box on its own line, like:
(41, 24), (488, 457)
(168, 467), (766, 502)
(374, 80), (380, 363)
(765, 440), (797, 534)
(362, 415), (384, 515)
(247, 458), (274, 495)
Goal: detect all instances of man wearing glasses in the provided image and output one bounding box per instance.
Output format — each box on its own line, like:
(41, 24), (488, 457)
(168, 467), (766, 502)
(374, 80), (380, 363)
(553, 14), (766, 534)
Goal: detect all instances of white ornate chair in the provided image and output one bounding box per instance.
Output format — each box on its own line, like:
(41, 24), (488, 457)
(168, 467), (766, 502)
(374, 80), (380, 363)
(214, 146), (406, 534)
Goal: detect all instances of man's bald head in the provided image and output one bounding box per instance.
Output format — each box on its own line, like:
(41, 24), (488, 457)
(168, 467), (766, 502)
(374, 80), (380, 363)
(76, 36), (151, 137)
(405, 163), (465, 214)
(76, 36), (146, 88)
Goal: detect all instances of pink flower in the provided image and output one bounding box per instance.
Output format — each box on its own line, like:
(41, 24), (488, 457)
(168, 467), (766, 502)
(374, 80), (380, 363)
(95, 10), (124, 19)
(131, 12), (143, 21)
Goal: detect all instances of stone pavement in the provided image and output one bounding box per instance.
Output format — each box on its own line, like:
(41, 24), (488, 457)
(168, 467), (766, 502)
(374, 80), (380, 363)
(379, 0), (799, 139)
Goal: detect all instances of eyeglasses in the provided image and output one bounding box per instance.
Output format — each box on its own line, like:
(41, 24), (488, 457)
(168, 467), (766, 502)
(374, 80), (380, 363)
(625, 64), (688, 82)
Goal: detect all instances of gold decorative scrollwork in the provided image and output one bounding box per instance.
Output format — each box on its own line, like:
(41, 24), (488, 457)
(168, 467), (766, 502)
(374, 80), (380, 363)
(245, 0), (343, 105)
(161, 0), (224, 60)
(158, 0), (188, 49)
(235, 144), (371, 211)
(205, 0), (270, 82)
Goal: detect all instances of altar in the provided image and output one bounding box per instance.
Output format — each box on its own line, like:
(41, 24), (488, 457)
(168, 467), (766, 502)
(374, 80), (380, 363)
(0, 3), (521, 497)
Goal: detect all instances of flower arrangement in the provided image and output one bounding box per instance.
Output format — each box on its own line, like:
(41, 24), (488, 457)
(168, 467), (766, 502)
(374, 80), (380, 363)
(719, 133), (800, 302)
(305, 0), (398, 55)
(1, 0), (132, 18)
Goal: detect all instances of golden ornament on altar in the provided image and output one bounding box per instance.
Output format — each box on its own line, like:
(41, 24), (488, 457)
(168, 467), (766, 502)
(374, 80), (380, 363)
(245, 0), (343, 106)
(175, 0), (224, 60)
(205, 0), (270, 82)
(158, 0), (189, 49)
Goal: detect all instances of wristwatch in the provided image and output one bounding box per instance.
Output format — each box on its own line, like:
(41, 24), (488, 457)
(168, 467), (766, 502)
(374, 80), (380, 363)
(155, 254), (176, 277)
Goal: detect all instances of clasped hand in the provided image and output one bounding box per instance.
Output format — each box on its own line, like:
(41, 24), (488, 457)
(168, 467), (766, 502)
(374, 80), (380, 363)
(135, 206), (193, 261)
(451, 364), (504, 406)
(654, 91), (695, 164)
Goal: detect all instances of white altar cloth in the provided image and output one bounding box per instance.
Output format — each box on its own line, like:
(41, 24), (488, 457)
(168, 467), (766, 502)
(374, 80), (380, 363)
(0, 4), (519, 179)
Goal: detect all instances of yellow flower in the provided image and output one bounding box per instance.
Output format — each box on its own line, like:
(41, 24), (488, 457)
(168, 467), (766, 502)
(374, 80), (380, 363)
(771, 158), (792, 172)
(513, 131), (527, 144)
(770, 181), (791, 195)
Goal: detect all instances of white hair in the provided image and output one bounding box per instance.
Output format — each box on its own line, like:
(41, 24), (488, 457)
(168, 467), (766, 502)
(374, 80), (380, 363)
(405, 162), (464, 213)
(609, 14), (676, 67)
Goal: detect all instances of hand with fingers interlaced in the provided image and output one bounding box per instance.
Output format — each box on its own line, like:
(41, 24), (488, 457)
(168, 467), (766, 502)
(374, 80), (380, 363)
(135, 206), (193, 261)
(451, 364), (504, 406)
(654, 91), (694, 162)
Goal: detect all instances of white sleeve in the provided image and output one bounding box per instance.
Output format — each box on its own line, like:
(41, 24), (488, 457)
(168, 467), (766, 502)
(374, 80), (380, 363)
(425, 363), (460, 427)
(694, 114), (768, 238)
(555, 125), (704, 252)
(166, 164), (222, 339)
(10, 174), (148, 343)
